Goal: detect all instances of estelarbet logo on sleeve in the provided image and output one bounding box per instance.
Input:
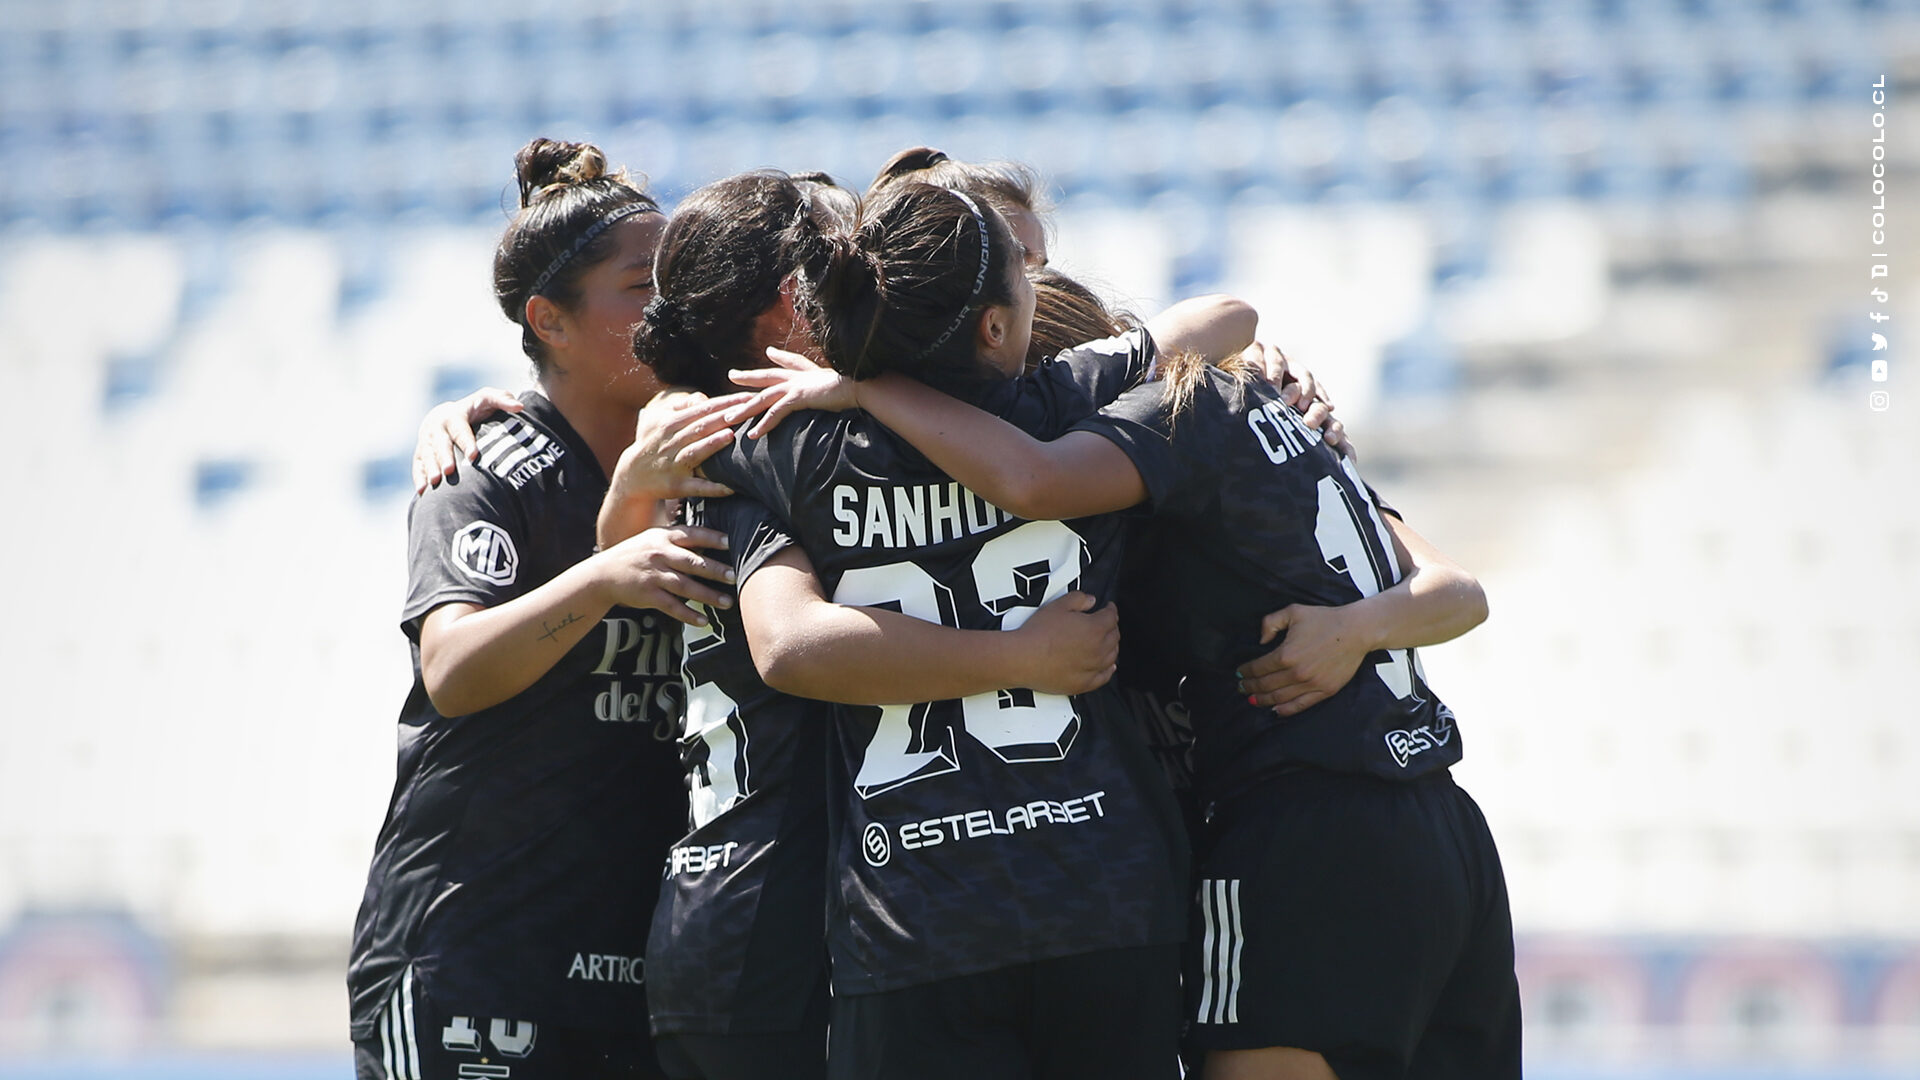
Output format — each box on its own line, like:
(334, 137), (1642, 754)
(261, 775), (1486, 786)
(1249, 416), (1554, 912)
(452, 521), (518, 586)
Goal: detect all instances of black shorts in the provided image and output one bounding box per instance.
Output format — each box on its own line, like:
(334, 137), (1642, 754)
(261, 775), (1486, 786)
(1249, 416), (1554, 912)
(352, 966), (666, 1080)
(1183, 769), (1520, 1080)
(828, 944), (1182, 1080)
(653, 974), (829, 1080)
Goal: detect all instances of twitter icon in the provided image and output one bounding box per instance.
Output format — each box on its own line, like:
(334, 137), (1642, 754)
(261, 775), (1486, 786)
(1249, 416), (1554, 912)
(1872, 332), (1888, 350)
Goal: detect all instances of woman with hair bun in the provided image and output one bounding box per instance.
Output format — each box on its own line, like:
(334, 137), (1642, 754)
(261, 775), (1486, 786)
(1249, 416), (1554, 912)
(598, 168), (1123, 1080)
(689, 180), (1282, 1080)
(737, 178), (1514, 1080)
(349, 138), (742, 1080)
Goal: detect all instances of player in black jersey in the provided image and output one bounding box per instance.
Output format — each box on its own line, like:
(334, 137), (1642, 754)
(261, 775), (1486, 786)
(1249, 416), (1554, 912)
(738, 278), (1514, 1078)
(696, 180), (1285, 1080)
(593, 170), (1127, 1080)
(404, 163), (1345, 1080)
(350, 140), (751, 1080)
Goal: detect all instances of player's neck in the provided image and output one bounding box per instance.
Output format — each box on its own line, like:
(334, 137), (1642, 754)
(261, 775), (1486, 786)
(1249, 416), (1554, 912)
(541, 379), (639, 479)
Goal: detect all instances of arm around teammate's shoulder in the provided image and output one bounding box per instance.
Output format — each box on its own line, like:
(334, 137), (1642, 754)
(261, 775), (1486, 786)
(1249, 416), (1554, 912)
(1239, 515), (1487, 715)
(847, 375), (1150, 522)
(1142, 294), (1257, 365)
(740, 548), (1119, 705)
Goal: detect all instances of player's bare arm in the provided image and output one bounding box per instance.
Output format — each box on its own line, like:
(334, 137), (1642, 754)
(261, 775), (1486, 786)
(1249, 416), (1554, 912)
(1239, 514), (1488, 715)
(739, 547), (1118, 706)
(418, 525), (734, 717)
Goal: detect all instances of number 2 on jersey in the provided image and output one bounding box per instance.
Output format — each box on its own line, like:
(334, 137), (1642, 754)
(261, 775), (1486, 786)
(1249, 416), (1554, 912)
(834, 521), (1088, 800)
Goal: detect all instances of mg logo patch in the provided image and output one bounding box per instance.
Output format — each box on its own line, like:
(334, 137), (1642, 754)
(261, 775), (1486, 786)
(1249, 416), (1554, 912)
(452, 521), (518, 586)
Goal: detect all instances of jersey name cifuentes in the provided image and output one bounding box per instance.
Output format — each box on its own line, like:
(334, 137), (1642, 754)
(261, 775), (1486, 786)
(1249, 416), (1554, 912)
(830, 482), (1017, 549)
(1246, 397), (1325, 465)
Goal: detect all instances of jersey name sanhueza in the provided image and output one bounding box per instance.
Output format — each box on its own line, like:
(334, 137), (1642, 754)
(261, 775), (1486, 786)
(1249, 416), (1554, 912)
(1072, 368), (1460, 803)
(702, 333), (1188, 995)
(349, 392), (688, 1040)
(645, 494), (829, 1036)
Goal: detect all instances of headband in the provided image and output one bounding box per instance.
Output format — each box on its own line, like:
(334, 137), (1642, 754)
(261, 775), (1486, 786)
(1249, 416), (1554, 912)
(908, 190), (993, 364)
(529, 202), (658, 299)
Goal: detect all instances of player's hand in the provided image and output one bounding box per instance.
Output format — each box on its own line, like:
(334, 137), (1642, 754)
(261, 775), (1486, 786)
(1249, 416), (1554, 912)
(1244, 344), (1352, 457)
(607, 389), (755, 505)
(727, 347), (860, 438)
(1238, 603), (1376, 717)
(1011, 592), (1120, 695)
(594, 525), (736, 627)
(413, 386), (524, 493)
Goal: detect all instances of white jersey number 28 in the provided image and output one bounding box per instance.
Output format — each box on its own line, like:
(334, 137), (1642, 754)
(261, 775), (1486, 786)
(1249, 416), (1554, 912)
(834, 520), (1088, 799)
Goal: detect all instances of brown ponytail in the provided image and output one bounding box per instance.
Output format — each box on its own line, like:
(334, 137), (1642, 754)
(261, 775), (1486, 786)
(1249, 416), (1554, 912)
(1025, 269), (1136, 371)
(800, 181), (1019, 386)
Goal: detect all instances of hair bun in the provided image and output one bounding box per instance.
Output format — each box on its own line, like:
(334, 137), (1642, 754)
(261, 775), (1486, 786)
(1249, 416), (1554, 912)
(643, 293), (687, 338)
(874, 146), (949, 185)
(515, 138), (611, 207)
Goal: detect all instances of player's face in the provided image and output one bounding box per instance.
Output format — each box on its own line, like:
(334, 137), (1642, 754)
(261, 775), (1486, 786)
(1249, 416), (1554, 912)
(1006, 208), (1048, 268)
(980, 252), (1036, 379)
(558, 211), (668, 407)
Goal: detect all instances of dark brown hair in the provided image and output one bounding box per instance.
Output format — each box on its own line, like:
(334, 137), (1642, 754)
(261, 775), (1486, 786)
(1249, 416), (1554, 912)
(869, 146), (1048, 240)
(1025, 268), (1135, 371)
(492, 138), (660, 367)
(803, 181), (1020, 387)
(632, 170), (855, 397)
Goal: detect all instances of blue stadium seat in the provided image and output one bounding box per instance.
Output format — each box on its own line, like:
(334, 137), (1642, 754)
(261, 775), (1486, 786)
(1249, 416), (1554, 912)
(194, 459), (257, 510)
(362, 454), (414, 502)
(1380, 321), (1463, 397)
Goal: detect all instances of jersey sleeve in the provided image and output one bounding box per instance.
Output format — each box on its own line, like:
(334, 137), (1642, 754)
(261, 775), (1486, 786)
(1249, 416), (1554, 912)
(692, 495), (796, 587)
(1365, 482), (1403, 521)
(1068, 373), (1222, 519)
(699, 417), (829, 525)
(1044, 328), (1158, 409)
(400, 467), (528, 638)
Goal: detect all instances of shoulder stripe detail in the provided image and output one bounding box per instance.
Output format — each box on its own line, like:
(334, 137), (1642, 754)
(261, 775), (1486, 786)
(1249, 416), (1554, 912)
(477, 417), (548, 470)
(473, 416), (561, 485)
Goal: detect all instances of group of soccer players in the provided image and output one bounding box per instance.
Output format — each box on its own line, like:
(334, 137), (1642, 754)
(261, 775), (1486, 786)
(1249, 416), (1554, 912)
(349, 136), (1520, 1080)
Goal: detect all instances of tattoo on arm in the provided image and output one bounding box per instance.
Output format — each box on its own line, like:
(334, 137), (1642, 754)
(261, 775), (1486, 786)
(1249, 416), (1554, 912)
(537, 611), (583, 643)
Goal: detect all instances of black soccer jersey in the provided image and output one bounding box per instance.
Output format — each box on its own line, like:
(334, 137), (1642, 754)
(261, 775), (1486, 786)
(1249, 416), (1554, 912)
(349, 392), (688, 1040)
(701, 334), (1188, 996)
(645, 494), (830, 1036)
(1071, 368), (1460, 804)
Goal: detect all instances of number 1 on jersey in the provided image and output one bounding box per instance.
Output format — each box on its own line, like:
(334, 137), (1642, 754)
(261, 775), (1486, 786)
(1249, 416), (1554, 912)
(1312, 466), (1425, 702)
